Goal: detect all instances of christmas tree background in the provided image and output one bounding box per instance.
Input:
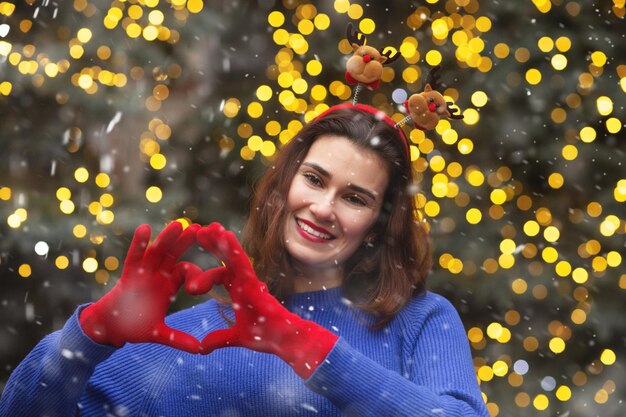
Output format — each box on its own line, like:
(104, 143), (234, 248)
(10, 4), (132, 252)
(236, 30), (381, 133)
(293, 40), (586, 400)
(1, 0), (624, 415)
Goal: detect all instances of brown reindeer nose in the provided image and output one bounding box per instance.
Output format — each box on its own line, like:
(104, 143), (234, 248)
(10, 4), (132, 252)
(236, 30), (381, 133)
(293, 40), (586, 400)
(363, 55), (372, 63)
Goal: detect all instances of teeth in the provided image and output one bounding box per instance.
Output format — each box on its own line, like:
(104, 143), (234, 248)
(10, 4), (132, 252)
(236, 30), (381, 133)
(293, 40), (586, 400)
(296, 219), (333, 240)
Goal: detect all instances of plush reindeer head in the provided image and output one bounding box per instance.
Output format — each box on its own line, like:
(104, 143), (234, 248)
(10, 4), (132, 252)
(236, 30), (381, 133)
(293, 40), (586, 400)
(403, 65), (463, 131)
(345, 22), (399, 89)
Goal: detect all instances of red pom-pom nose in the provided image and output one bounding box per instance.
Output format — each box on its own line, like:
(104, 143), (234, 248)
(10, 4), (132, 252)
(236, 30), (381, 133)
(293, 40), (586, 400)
(428, 102), (437, 112)
(363, 55), (372, 63)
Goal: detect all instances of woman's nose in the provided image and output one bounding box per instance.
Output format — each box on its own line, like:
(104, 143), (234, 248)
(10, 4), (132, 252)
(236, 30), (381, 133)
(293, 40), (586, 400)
(309, 198), (336, 222)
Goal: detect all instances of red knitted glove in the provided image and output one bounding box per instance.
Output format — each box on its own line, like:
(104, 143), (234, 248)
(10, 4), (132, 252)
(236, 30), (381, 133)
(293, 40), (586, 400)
(79, 222), (201, 353)
(186, 223), (339, 379)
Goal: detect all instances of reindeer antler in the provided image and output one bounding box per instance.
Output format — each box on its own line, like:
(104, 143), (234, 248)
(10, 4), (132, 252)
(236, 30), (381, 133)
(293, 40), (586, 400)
(425, 65), (443, 90)
(346, 22), (366, 46)
(379, 47), (400, 65)
(446, 101), (464, 119)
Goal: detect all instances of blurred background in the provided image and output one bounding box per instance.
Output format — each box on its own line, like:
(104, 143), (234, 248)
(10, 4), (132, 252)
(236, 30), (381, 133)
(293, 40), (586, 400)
(0, 0), (624, 415)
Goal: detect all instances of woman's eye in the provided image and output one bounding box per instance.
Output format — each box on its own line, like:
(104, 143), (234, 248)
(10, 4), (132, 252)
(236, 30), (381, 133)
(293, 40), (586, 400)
(346, 194), (367, 206)
(303, 172), (322, 186)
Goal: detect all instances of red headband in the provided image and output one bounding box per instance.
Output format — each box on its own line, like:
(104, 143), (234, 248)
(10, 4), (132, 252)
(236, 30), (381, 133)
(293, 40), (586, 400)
(313, 103), (410, 158)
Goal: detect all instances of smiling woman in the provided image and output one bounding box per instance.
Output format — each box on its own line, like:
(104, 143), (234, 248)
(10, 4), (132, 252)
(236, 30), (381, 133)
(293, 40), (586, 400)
(0, 104), (489, 417)
(244, 104), (433, 325)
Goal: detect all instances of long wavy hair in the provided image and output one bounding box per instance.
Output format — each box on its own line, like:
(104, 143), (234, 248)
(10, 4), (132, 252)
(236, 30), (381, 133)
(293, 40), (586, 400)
(243, 106), (432, 328)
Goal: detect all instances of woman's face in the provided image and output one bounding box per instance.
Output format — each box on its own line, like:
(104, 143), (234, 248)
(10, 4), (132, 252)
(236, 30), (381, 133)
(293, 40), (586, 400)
(284, 135), (389, 272)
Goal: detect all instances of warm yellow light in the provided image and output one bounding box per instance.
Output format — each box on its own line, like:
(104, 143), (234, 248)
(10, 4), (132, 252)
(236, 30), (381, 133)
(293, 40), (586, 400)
(425, 50), (443, 66)
(431, 19), (449, 39)
(247, 102), (263, 118)
(59, 200), (75, 214)
(150, 153), (167, 170)
(260, 140), (276, 157)
(77, 28), (92, 43)
(555, 261), (572, 277)
(74, 167), (89, 182)
(572, 267), (588, 283)
(466, 208), (482, 224)
(146, 186), (163, 203)
(187, 0), (204, 13)
(551, 54), (567, 70)
(533, 394), (549, 410)
(77, 74), (93, 89)
(268, 10), (285, 27)
(525, 68), (542, 85)
(359, 18), (375, 35)
(579, 126), (596, 143)
(549, 337), (566, 353)
(600, 349), (616, 365)
(18, 264), (32, 278)
(221, 98), (239, 118)
(562, 144), (578, 160)
(490, 189), (507, 205)
(537, 36), (554, 52)
(555, 36), (571, 52)
(471, 91), (488, 107)
(72, 225), (87, 239)
(556, 386), (571, 401)
(591, 51), (607, 66)
(605, 117), (622, 134)
(492, 360), (508, 376)
(334, 0), (350, 13)
(56, 187), (71, 200)
(95, 173), (110, 188)
(55, 255), (70, 269)
(83, 257), (98, 273)
(596, 96), (613, 116)
(347, 4), (363, 19)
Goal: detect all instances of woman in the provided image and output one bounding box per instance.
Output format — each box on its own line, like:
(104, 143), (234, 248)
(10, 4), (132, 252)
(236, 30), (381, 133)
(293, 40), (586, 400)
(0, 104), (489, 416)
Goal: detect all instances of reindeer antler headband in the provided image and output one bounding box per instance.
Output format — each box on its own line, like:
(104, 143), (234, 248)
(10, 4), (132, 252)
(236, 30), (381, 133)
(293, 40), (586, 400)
(395, 65), (464, 131)
(314, 24), (465, 158)
(344, 22), (400, 105)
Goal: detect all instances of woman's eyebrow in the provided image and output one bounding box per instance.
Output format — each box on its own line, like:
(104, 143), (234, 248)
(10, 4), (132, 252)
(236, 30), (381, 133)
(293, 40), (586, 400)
(301, 162), (377, 201)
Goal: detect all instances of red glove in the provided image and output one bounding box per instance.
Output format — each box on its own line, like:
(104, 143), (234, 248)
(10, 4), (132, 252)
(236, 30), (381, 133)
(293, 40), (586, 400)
(79, 222), (201, 353)
(185, 223), (339, 379)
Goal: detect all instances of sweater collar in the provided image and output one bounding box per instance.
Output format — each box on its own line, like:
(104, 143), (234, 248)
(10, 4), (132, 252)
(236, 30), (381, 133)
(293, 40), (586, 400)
(286, 286), (346, 310)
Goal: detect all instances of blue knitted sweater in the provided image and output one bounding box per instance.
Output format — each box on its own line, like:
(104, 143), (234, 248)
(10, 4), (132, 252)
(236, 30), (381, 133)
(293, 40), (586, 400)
(0, 288), (488, 416)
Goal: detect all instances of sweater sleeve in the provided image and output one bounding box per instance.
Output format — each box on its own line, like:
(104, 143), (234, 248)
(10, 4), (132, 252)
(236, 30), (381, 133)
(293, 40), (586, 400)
(0, 304), (117, 417)
(304, 295), (489, 417)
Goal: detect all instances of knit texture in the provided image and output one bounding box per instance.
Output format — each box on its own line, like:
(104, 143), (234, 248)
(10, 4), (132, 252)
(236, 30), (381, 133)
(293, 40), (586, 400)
(0, 288), (489, 417)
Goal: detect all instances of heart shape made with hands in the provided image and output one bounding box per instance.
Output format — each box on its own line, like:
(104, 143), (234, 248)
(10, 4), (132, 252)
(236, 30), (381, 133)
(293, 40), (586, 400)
(182, 222), (299, 354)
(80, 221), (337, 377)
(182, 223), (339, 379)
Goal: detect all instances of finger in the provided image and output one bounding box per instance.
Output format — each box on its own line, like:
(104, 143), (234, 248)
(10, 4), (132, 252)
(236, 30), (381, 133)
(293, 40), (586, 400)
(152, 323), (201, 354)
(197, 224), (250, 268)
(200, 328), (240, 354)
(144, 221), (183, 268)
(121, 224), (152, 277)
(196, 223), (229, 260)
(170, 261), (202, 289)
(185, 266), (230, 295)
(161, 223), (200, 271)
(221, 230), (252, 268)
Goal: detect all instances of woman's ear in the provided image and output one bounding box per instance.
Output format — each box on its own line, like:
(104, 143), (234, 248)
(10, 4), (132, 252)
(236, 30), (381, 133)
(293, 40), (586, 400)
(363, 233), (376, 247)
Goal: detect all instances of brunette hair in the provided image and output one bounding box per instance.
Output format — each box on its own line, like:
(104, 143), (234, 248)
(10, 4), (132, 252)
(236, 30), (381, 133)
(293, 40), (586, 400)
(243, 106), (432, 327)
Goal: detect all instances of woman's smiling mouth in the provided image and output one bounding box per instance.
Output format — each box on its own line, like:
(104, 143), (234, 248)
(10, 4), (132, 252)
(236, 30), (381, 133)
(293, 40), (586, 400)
(295, 217), (335, 241)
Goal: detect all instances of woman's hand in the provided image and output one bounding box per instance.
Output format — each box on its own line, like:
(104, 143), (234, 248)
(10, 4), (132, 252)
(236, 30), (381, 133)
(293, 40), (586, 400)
(186, 223), (338, 379)
(79, 221), (201, 353)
